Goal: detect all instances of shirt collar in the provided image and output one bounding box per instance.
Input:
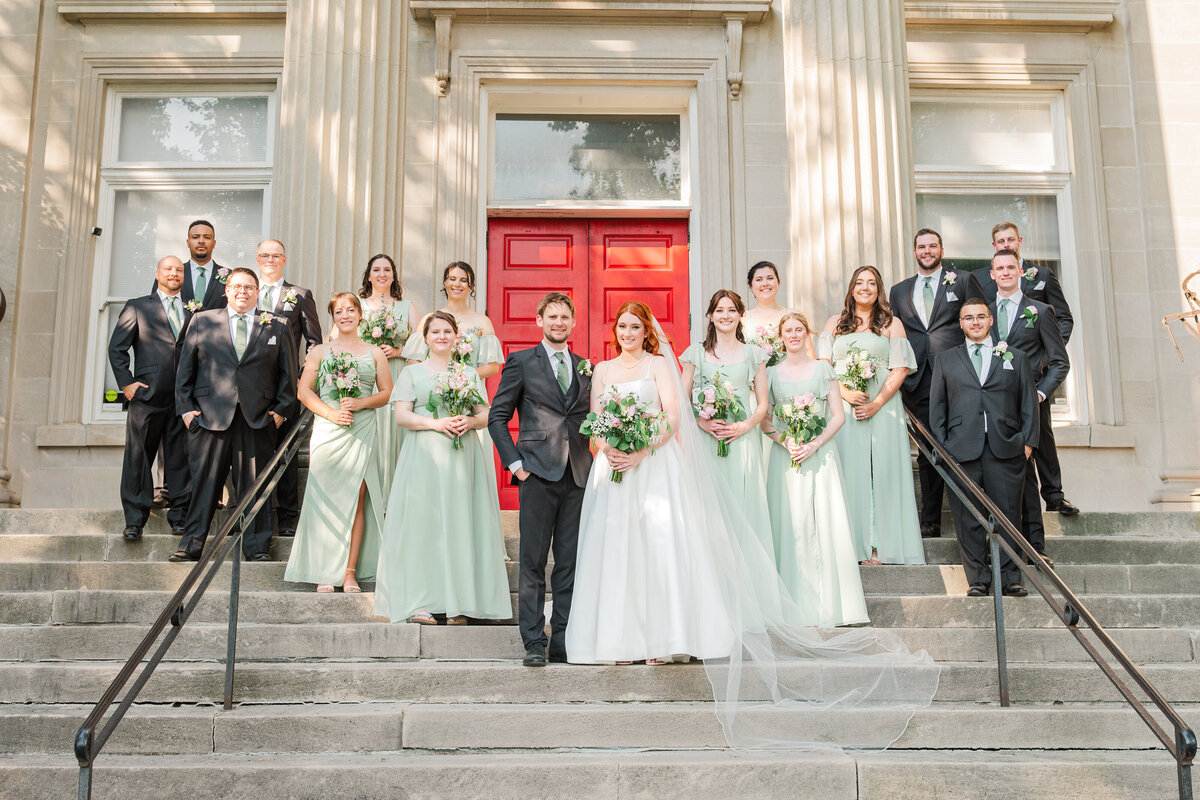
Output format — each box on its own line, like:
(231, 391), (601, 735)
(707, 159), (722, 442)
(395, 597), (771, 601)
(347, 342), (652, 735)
(968, 339), (993, 354)
(260, 278), (285, 291)
(542, 340), (569, 359)
(918, 266), (943, 285)
(157, 289), (180, 304)
(227, 306), (254, 321)
(999, 289), (1024, 307)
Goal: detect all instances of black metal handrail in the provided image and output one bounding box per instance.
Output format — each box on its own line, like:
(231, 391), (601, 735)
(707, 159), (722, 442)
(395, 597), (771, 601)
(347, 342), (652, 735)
(74, 410), (313, 800)
(906, 409), (1196, 800)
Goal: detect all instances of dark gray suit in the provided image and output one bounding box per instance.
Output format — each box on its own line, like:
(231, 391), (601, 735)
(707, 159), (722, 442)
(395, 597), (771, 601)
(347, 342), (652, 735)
(889, 268), (985, 531)
(108, 292), (193, 529)
(153, 260), (227, 311)
(488, 344), (593, 659)
(975, 261), (1073, 344)
(930, 343), (1039, 588)
(175, 309), (297, 559)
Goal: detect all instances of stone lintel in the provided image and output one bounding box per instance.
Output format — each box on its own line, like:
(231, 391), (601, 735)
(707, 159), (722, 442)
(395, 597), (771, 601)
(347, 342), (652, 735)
(410, 0), (771, 23)
(57, 0), (286, 21)
(904, 0), (1119, 31)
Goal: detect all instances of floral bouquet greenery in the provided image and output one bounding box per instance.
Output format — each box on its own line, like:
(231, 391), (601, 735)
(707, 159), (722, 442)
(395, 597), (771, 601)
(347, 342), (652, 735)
(774, 391), (826, 471)
(359, 307), (408, 348)
(425, 363), (486, 450)
(835, 345), (880, 393)
(319, 351), (364, 401)
(749, 325), (786, 367)
(581, 388), (670, 483)
(692, 370), (746, 457)
(451, 327), (482, 366)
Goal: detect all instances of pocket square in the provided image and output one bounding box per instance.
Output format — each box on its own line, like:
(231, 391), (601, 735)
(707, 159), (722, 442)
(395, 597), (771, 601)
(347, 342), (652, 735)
(1034, 281), (1045, 290)
(1002, 361), (1014, 371)
(945, 292), (958, 302)
(267, 336), (277, 345)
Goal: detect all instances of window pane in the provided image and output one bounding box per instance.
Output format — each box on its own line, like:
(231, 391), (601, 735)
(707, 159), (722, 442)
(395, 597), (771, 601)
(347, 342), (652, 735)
(916, 193), (1061, 263)
(912, 100), (1055, 169)
(118, 97), (270, 163)
(106, 188), (265, 297)
(494, 115), (682, 202)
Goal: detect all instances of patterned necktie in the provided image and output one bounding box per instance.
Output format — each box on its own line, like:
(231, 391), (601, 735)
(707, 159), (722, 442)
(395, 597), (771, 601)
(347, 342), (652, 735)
(555, 351), (570, 393)
(234, 314), (248, 359)
(167, 296), (182, 338)
(194, 267), (207, 303)
(971, 343), (983, 381)
(922, 277), (935, 325)
(998, 299), (1010, 340)
(261, 286), (275, 312)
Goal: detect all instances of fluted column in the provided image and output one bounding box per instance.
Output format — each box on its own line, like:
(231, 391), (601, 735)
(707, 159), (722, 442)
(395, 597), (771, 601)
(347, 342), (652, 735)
(780, 0), (914, 313)
(272, 0), (409, 299)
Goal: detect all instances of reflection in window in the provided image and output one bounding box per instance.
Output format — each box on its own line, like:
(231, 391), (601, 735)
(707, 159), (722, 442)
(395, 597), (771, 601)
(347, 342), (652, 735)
(118, 96), (270, 163)
(912, 100), (1056, 170)
(916, 193), (1061, 274)
(494, 115), (681, 203)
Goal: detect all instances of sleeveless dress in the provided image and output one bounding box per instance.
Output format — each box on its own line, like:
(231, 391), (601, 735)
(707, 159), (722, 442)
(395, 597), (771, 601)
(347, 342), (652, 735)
(284, 351), (384, 586)
(679, 343), (775, 565)
(373, 363), (511, 622)
(818, 331), (924, 565)
(362, 297), (412, 500)
(566, 362), (736, 663)
(764, 361), (869, 628)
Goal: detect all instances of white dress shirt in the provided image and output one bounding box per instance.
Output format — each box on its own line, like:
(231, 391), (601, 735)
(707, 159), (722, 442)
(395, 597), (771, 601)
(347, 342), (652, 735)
(259, 279), (285, 312)
(968, 339), (993, 432)
(227, 305), (257, 341)
(157, 289), (183, 321)
(995, 289), (1024, 341)
(912, 267), (944, 327)
(508, 340), (573, 475)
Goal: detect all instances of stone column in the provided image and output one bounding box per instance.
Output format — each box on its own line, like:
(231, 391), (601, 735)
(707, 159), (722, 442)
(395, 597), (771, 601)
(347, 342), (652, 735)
(779, 0), (914, 314)
(272, 0), (409, 299)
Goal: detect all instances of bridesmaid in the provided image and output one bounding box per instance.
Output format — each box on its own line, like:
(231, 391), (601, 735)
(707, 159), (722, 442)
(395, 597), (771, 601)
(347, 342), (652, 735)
(284, 293), (393, 593)
(680, 290), (775, 562)
(742, 261), (789, 361)
(374, 311), (510, 625)
(762, 312), (868, 628)
(358, 253), (420, 498)
(402, 261), (502, 380)
(819, 266), (924, 566)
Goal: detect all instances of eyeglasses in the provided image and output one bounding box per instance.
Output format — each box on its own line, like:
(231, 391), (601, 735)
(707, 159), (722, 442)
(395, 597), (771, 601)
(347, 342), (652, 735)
(257, 253), (285, 261)
(960, 314), (991, 323)
(228, 284), (258, 294)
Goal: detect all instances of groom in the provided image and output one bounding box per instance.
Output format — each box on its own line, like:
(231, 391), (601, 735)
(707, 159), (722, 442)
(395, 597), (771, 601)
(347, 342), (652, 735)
(488, 292), (593, 666)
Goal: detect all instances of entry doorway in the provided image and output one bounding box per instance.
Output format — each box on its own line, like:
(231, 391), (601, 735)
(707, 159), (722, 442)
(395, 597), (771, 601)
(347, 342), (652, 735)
(486, 218), (690, 509)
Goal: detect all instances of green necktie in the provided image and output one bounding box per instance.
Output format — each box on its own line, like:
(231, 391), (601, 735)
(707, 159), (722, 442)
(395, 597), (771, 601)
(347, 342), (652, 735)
(167, 296), (182, 338)
(555, 351), (570, 393)
(998, 299), (1010, 339)
(971, 343), (983, 381)
(234, 314), (248, 360)
(261, 286), (275, 312)
(922, 276), (935, 323)
(194, 266), (207, 303)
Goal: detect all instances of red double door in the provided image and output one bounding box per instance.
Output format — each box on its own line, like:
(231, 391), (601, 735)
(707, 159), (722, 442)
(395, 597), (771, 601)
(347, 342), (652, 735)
(485, 218), (690, 509)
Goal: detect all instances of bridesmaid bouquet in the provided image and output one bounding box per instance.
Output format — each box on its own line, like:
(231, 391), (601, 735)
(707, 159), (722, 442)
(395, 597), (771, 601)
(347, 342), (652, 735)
(359, 307), (408, 348)
(451, 327), (482, 366)
(580, 389), (670, 483)
(425, 364), (486, 450)
(774, 392), (826, 472)
(836, 345), (880, 393)
(749, 326), (786, 367)
(691, 372), (746, 457)
(319, 351), (364, 400)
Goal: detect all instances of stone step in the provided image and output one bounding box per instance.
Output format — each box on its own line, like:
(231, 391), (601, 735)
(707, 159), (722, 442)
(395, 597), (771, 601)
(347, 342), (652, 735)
(6, 588), (1195, 629)
(2, 660), (1197, 705)
(4, 701), (1198, 755)
(0, 748), (1181, 800)
(1, 622), (1194, 665)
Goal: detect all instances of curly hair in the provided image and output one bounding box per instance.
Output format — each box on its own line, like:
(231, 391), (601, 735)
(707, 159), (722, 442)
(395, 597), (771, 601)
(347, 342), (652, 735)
(611, 301), (661, 355)
(834, 265), (893, 337)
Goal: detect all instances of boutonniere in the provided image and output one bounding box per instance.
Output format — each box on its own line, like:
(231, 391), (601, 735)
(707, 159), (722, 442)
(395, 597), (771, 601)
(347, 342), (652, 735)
(1021, 306), (1038, 328)
(1023, 266), (1038, 281)
(215, 266), (231, 284)
(282, 288), (299, 311)
(260, 312), (275, 325)
(993, 341), (1014, 362)
(577, 358), (593, 377)
(942, 272), (957, 286)
(184, 299), (201, 313)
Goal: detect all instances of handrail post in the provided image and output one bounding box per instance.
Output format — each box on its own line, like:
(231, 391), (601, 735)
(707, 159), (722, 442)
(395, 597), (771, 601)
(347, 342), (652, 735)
(224, 541), (242, 711)
(1179, 726), (1195, 800)
(77, 765), (92, 800)
(988, 523), (1010, 707)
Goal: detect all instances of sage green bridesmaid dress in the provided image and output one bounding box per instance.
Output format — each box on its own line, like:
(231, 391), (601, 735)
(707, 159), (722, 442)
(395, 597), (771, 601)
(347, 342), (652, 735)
(373, 364), (511, 622)
(818, 331), (924, 565)
(284, 351), (384, 586)
(764, 362), (869, 628)
(364, 298), (412, 500)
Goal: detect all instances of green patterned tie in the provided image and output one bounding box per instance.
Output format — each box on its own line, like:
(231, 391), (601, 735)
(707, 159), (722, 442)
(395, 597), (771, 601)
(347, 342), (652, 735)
(261, 286), (274, 312)
(971, 343), (983, 380)
(555, 352), (570, 393)
(167, 296), (182, 338)
(194, 267), (207, 303)
(234, 314), (248, 360)
(922, 276), (935, 324)
(998, 299), (1010, 340)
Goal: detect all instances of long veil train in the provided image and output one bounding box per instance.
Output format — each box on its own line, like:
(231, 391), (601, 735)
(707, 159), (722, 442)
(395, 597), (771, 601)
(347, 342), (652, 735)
(650, 316), (941, 749)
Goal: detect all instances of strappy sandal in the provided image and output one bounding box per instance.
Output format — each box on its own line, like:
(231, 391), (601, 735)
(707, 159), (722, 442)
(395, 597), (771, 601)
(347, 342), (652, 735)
(645, 658), (669, 666)
(316, 584), (335, 593)
(446, 615), (468, 625)
(408, 610), (437, 625)
(342, 567), (361, 593)
(859, 549), (882, 566)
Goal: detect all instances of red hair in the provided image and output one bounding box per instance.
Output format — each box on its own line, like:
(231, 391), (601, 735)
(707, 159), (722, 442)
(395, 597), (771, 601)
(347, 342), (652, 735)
(611, 301), (661, 355)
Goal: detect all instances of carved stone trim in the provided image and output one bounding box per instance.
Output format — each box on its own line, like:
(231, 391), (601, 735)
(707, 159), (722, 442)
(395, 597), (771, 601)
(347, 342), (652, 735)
(724, 15), (744, 100)
(904, 0), (1118, 30)
(57, 0), (286, 20)
(434, 12), (454, 97)
(411, 0), (770, 22)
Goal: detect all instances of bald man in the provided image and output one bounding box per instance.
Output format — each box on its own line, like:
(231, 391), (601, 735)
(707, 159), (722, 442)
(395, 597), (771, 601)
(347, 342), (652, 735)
(109, 256), (195, 540)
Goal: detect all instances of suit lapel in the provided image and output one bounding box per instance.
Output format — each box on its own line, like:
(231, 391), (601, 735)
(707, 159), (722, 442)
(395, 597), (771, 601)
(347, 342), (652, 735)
(896, 276), (920, 326)
(244, 314), (268, 360)
(148, 294), (178, 342)
(218, 312), (239, 360)
(929, 271), (952, 325)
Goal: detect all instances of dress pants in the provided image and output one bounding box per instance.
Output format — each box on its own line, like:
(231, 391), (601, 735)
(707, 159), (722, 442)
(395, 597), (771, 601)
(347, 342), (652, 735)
(1032, 398), (1064, 505)
(517, 472), (584, 659)
(270, 412), (304, 529)
(901, 368), (945, 530)
(180, 408), (276, 559)
(947, 441), (1025, 589)
(120, 401), (190, 529)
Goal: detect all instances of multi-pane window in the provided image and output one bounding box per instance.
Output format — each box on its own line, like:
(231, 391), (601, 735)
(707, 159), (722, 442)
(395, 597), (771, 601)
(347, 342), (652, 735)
(88, 90), (274, 421)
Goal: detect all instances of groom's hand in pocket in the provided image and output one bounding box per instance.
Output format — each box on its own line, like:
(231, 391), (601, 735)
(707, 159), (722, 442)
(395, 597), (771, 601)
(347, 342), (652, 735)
(514, 468), (531, 482)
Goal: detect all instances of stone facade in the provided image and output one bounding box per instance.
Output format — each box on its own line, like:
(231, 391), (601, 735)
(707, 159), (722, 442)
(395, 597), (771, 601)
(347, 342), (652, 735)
(0, 0), (1196, 510)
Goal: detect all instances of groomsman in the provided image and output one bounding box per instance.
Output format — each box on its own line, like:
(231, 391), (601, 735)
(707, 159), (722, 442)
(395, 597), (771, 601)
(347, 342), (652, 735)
(974, 222), (1079, 516)
(930, 298), (1039, 598)
(108, 256), (193, 540)
(172, 268), (296, 563)
(254, 238), (321, 537)
(988, 249), (1069, 564)
(889, 228), (984, 538)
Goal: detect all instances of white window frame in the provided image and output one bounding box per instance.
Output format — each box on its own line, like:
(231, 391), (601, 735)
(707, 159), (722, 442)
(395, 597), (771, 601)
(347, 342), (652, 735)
(85, 85), (275, 424)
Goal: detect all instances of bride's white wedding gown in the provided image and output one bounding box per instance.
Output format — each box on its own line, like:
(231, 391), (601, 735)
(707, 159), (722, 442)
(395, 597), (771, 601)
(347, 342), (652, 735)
(565, 366), (735, 664)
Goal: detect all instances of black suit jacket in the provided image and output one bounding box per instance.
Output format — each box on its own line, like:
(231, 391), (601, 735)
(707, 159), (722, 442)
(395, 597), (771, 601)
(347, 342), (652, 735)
(175, 309), (297, 431)
(260, 280), (322, 367)
(988, 295), (1069, 399)
(108, 293), (193, 408)
(974, 261), (1073, 344)
(488, 345), (593, 486)
(930, 344), (1039, 462)
(889, 268), (985, 393)
(152, 260), (228, 311)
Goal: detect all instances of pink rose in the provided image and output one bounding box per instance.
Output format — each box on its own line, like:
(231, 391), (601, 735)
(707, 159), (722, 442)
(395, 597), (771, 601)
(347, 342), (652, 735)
(372, 327), (384, 338)
(704, 388), (716, 403)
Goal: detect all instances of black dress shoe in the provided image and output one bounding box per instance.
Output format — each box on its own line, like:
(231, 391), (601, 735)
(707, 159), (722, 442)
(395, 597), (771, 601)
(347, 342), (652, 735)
(277, 528), (296, 538)
(122, 526), (143, 542)
(170, 525), (185, 536)
(523, 645), (548, 667)
(1026, 552), (1055, 568)
(920, 524), (940, 539)
(248, 553), (271, 562)
(966, 583), (988, 597)
(1046, 498), (1080, 516)
(168, 550), (199, 563)
(152, 489), (170, 509)
(1003, 584), (1029, 597)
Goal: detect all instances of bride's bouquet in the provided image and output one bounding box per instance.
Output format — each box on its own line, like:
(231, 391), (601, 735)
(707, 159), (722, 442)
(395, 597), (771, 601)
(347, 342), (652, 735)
(692, 371), (746, 457)
(836, 345), (880, 393)
(748, 325), (786, 367)
(580, 388), (670, 483)
(359, 307), (408, 348)
(425, 363), (486, 450)
(774, 392), (826, 471)
(319, 351), (364, 401)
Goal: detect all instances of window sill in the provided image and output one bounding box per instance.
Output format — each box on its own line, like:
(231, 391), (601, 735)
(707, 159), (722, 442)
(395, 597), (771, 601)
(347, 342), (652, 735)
(904, 0), (1118, 31)
(37, 423), (127, 448)
(410, 0), (771, 22)
(58, 0), (285, 21)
